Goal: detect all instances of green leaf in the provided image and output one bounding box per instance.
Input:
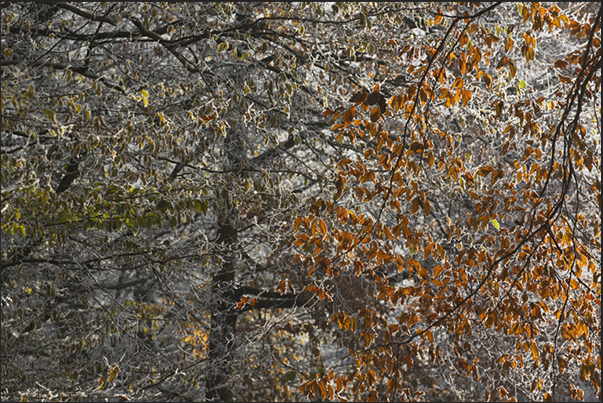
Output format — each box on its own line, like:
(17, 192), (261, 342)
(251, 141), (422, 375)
(279, 371), (296, 384)
(194, 199), (207, 213)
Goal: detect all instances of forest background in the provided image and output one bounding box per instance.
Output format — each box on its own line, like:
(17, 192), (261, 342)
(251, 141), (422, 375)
(1, 2), (601, 402)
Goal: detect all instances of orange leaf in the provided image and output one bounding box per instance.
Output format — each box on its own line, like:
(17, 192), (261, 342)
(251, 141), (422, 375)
(343, 107), (356, 127)
(468, 190), (479, 199)
(276, 280), (287, 295)
(411, 197), (420, 215)
(370, 106), (381, 122)
(477, 166), (495, 176)
(461, 89), (472, 107)
(422, 199), (431, 216)
(496, 56), (508, 70)
(530, 340), (538, 360)
(318, 219), (327, 236)
(485, 311), (497, 328)
(500, 386), (508, 398)
(525, 46), (535, 62)
(294, 217), (303, 232)
(236, 296), (250, 309)
(491, 170), (505, 185)
(338, 157), (352, 166)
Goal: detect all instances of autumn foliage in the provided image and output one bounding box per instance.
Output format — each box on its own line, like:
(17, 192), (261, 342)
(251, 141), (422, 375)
(1, 2), (600, 402)
(293, 3), (601, 401)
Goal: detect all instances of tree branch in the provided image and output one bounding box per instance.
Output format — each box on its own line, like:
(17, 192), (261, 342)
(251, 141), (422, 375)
(55, 2), (117, 25)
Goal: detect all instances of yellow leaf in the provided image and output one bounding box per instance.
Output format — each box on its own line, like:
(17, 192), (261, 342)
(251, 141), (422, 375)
(42, 109), (57, 124)
(98, 376), (106, 390)
(108, 365), (119, 382)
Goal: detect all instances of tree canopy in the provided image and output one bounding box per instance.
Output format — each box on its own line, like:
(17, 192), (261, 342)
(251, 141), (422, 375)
(1, 2), (600, 402)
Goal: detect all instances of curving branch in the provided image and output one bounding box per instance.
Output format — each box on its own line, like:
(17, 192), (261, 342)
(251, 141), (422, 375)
(55, 2), (117, 25)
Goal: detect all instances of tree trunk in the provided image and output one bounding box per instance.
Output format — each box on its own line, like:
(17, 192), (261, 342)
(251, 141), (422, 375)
(205, 130), (306, 400)
(206, 219), (238, 401)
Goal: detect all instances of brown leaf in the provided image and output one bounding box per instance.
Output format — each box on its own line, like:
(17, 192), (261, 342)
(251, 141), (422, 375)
(366, 91), (382, 105)
(349, 91), (368, 104)
(496, 56), (509, 70)
(379, 96), (387, 113)
(409, 141), (425, 153)
(335, 175), (346, 199)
